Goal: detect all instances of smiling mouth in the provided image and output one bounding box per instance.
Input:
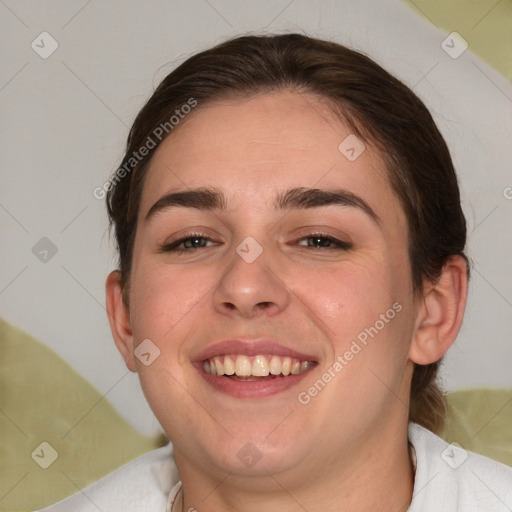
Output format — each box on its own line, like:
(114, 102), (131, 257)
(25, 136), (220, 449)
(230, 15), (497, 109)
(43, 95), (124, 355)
(202, 354), (316, 380)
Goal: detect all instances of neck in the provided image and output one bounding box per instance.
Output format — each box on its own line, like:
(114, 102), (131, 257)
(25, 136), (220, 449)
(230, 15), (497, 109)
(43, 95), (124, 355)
(173, 421), (414, 512)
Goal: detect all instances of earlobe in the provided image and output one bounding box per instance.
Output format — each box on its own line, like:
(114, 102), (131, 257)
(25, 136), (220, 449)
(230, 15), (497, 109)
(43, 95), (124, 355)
(105, 270), (137, 372)
(409, 256), (468, 365)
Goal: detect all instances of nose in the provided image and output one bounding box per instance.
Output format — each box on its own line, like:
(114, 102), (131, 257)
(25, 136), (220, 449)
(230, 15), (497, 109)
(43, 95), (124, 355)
(212, 240), (291, 319)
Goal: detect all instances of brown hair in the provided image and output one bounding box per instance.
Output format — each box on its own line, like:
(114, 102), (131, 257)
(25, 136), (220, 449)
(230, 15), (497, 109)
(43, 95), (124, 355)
(106, 33), (468, 433)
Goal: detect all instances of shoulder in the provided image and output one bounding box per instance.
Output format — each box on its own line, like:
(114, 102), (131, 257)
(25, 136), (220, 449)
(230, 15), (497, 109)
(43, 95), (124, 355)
(34, 444), (179, 512)
(408, 422), (512, 512)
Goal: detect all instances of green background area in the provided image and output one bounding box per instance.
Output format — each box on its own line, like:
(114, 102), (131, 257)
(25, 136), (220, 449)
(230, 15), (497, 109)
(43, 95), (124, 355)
(1, 317), (511, 511)
(403, 0), (512, 79)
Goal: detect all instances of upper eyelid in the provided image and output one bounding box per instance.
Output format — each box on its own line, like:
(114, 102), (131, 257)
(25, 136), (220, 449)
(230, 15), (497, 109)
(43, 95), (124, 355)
(166, 231), (346, 242)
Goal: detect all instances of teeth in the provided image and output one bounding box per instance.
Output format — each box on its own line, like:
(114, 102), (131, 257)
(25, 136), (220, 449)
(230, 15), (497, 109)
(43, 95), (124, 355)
(269, 355), (282, 375)
(252, 355), (269, 376)
(223, 355), (235, 375)
(202, 354), (314, 378)
(214, 358), (224, 376)
(235, 355), (252, 377)
(291, 360), (301, 375)
(282, 357), (291, 376)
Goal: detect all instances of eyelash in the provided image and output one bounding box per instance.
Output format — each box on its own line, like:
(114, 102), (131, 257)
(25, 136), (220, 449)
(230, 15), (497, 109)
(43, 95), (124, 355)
(159, 232), (352, 255)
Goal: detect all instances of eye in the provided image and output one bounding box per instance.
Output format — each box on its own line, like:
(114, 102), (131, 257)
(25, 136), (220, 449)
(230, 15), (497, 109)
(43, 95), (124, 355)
(159, 231), (352, 256)
(159, 233), (217, 255)
(296, 233), (352, 251)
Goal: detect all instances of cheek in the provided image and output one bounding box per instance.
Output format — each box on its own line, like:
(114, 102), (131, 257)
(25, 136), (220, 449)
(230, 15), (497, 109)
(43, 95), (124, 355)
(129, 260), (215, 350)
(305, 262), (398, 329)
(306, 261), (411, 372)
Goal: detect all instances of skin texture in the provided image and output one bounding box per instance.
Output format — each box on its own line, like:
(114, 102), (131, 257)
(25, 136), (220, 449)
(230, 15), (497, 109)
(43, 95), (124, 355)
(106, 91), (468, 511)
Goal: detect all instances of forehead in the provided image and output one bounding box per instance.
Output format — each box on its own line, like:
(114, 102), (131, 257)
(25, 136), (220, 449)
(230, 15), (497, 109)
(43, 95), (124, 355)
(138, 91), (403, 223)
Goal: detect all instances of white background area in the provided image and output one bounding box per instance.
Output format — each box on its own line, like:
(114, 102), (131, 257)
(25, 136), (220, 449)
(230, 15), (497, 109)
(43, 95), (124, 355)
(1, 0), (511, 436)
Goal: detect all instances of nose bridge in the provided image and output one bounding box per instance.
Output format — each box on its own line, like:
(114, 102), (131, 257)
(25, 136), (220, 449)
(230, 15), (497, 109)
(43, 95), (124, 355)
(212, 234), (290, 317)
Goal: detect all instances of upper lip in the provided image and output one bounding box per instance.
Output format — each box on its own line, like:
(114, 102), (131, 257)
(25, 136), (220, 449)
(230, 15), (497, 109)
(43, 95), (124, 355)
(193, 339), (319, 363)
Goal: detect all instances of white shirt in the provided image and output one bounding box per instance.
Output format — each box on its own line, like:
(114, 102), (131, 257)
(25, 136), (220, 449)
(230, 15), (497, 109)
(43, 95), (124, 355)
(36, 423), (512, 511)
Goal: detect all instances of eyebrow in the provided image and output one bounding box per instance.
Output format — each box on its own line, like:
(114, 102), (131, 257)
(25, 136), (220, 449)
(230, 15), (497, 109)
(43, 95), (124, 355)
(144, 186), (380, 224)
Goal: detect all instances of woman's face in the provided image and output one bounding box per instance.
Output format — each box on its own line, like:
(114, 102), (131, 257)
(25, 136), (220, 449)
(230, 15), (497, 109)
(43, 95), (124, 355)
(124, 91), (419, 480)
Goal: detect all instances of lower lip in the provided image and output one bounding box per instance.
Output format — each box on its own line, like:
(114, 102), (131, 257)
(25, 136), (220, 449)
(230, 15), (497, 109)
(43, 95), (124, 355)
(195, 365), (315, 398)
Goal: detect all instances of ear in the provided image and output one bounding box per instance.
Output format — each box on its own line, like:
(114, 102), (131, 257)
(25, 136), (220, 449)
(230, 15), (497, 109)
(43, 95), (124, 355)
(105, 270), (137, 372)
(409, 255), (468, 365)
